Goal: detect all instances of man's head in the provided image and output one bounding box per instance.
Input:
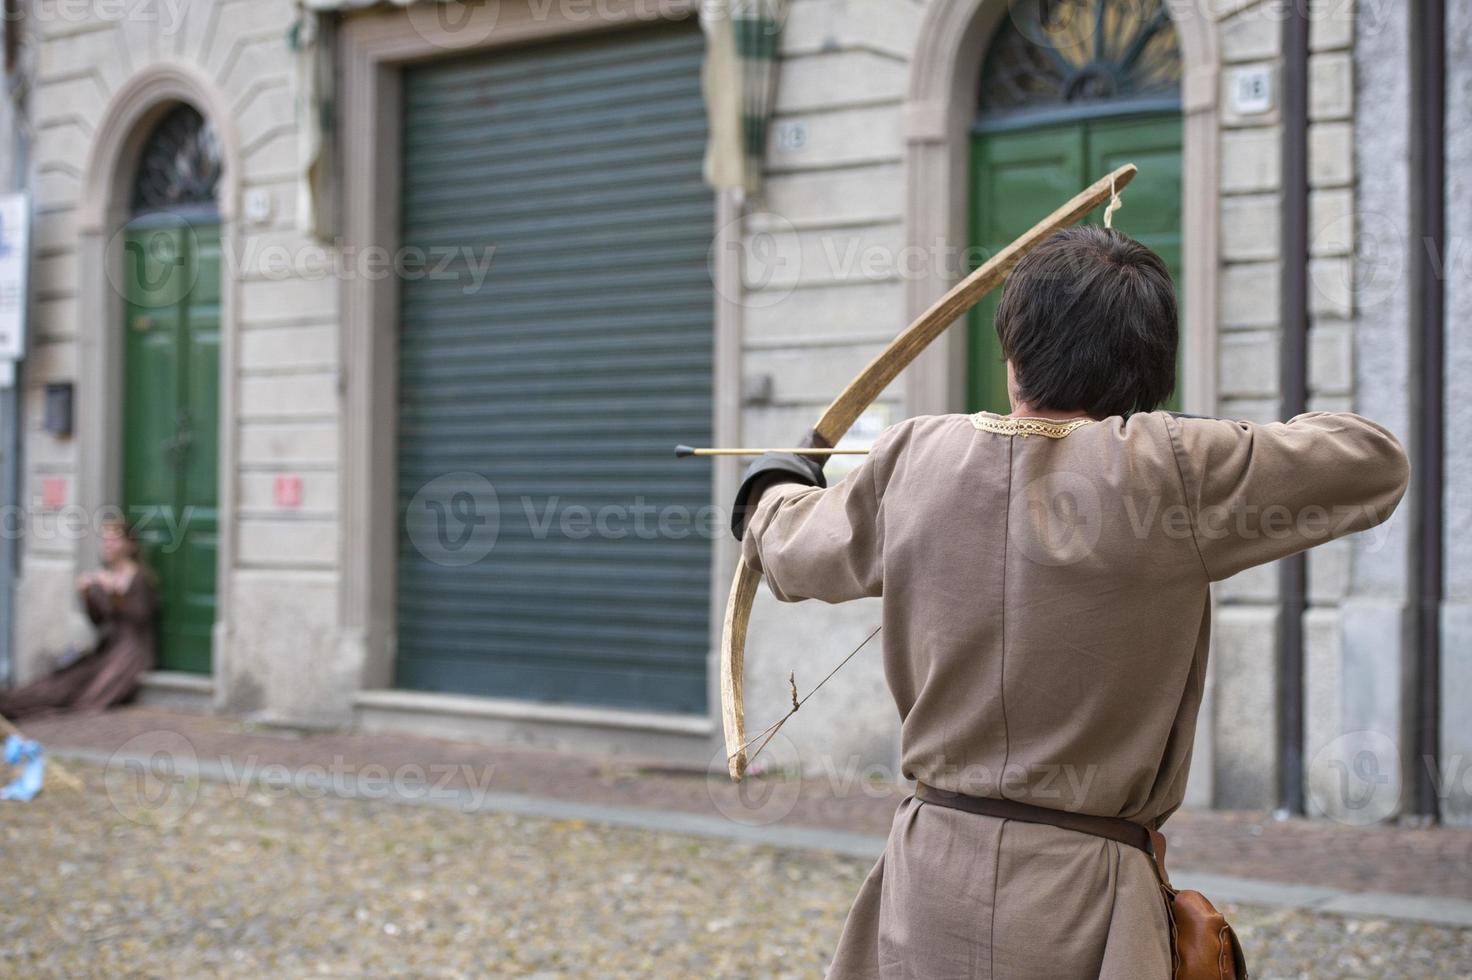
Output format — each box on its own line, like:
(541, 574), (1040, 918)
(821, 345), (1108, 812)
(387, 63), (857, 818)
(995, 226), (1178, 418)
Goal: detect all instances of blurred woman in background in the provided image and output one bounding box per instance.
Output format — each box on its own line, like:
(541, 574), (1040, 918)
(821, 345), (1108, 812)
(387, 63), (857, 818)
(0, 518), (158, 720)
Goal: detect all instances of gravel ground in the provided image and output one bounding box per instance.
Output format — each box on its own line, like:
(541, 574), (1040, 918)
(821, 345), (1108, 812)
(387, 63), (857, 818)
(3, 761), (1471, 979)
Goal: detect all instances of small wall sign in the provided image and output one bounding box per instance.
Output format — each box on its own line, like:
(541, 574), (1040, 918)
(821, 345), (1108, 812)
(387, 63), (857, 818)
(244, 188), (273, 225)
(0, 193), (30, 362)
(44, 382), (73, 436)
(274, 475), (303, 509)
(774, 121), (808, 153)
(40, 476), (66, 510)
(1230, 65), (1275, 116)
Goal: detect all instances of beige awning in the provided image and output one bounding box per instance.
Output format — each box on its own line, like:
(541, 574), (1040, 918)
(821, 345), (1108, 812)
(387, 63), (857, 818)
(699, 0), (787, 199)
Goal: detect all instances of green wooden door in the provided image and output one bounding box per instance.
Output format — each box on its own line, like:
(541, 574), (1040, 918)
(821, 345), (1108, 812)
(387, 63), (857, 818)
(968, 114), (1183, 413)
(122, 219), (221, 674)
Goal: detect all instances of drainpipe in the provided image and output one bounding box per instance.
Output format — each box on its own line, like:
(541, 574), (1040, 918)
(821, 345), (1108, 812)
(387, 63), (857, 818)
(1277, 1), (1310, 817)
(0, 0), (22, 687)
(3, 0), (17, 75)
(0, 336), (17, 690)
(1410, 0), (1445, 823)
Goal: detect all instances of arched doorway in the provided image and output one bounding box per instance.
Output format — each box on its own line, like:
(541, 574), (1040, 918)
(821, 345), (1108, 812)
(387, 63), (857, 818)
(967, 0), (1184, 413)
(120, 104), (223, 674)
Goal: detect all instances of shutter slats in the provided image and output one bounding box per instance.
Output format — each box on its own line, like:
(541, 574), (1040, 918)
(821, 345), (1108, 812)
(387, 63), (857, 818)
(396, 22), (714, 714)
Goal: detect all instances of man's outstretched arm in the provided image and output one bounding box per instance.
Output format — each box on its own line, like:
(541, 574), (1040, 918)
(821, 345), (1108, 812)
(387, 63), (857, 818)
(1167, 412), (1411, 582)
(737, 423), (908, 604)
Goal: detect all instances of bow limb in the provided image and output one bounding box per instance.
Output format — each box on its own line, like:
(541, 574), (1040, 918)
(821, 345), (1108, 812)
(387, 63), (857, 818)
(720, 164), (1139, 781)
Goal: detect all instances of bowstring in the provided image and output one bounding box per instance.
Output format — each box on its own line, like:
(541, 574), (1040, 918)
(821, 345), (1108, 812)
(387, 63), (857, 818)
(1104, 173), (1123, 229)
(729, 624), (883, 767)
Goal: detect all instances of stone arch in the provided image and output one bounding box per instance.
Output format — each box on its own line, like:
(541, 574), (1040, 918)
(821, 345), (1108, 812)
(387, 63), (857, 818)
(79, 61), (241, 232)
(902, 0), (1220, 417)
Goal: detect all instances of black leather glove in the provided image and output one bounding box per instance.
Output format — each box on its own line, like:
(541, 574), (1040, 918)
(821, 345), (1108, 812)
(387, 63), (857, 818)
(730, 449), (827, 541)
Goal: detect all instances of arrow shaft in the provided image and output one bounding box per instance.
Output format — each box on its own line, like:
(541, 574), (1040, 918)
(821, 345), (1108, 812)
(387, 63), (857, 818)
(676, 446), (869, 458)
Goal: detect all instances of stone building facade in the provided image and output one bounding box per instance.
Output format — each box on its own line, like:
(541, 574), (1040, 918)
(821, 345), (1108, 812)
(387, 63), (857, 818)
(5, 0), (1468, 823)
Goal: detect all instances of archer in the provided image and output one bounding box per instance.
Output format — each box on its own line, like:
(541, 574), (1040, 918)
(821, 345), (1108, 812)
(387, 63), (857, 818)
(730, 226), (1408, 979)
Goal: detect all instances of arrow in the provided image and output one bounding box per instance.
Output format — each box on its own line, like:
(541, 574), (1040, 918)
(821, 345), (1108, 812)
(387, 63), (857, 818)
(674, 445), (869, 459)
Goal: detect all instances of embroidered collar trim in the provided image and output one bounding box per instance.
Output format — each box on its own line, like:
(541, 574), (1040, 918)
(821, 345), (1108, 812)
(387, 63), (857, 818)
(969, 412), (1095, 439)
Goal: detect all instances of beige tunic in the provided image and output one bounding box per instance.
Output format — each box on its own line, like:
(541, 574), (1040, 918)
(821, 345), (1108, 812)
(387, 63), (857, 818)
(741, 411), (1409, 980)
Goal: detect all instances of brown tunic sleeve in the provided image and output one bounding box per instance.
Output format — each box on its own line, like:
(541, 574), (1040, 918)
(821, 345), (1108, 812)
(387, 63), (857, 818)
(740, 421), (909, 604)
(82, 582), (112, 625)
(115, 570), (160, 624)
(1166, 411), (1410, 582)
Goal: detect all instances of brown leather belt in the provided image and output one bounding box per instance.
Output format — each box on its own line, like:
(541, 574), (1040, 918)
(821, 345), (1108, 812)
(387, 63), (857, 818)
(914, 782), (1155, 858)
(917, 785), (1251, 978)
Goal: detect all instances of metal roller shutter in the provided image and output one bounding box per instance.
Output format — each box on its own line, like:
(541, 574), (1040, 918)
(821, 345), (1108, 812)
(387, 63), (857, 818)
(396, 21), (713, 714)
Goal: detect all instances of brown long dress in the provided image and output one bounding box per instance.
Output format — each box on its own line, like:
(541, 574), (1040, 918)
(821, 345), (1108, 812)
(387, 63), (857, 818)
(741, 410), (1410, 980)
(0, 568), (158, 720)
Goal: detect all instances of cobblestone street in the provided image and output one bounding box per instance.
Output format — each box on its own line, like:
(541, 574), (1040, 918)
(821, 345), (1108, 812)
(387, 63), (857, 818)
(4, 759), (1471, 979)
(3, 764), (863, 978)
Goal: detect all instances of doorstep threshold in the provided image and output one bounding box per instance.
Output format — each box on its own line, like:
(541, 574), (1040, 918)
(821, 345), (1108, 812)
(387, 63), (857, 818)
(139, 670), (214, 693)
(353, 689), (713, 736)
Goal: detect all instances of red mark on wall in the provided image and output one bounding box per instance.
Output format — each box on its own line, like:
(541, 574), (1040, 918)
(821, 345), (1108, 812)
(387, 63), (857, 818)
(274, 475), (303, 509)
(40, 476), (66, 509)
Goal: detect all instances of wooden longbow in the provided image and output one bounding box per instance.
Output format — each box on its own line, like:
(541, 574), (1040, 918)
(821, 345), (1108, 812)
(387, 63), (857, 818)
(720, 163), (1139, 781)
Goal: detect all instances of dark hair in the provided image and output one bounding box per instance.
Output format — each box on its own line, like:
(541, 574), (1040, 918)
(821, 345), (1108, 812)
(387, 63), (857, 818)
(994, 226), (1178, 418)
